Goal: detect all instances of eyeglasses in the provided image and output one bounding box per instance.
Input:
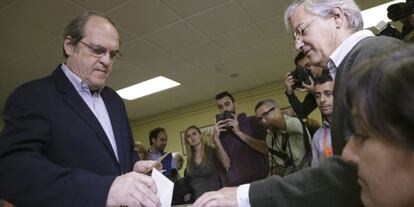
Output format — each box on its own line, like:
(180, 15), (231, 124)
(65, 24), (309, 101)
(293, 16), (319, 45)
(79, 40), (121, 60)
(258, 106), (276, 120)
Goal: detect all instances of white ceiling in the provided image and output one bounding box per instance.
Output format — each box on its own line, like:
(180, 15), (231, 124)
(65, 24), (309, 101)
(0, 0), (391, 121)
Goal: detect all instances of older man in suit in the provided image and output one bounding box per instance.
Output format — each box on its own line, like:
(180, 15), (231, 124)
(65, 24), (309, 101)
(0, 12), (160, 207)
(193, 0), (402, 206)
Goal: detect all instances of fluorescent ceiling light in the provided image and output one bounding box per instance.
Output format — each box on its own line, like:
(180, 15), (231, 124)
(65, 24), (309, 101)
(362, 0), (404, 28)
(116, 76), (180, 100)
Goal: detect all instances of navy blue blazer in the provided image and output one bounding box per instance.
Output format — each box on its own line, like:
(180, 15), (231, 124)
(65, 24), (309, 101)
(0, 65), (139, 206)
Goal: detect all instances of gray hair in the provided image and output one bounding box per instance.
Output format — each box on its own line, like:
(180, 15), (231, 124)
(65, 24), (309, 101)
(255, 99), (277, 112)
(283, 0), (363, 33)
(62, 11), (118, 58)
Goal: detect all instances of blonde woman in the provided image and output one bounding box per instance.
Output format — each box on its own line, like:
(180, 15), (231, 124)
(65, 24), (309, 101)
(134, 141), (149, 160)
(184, 125), (224, 199)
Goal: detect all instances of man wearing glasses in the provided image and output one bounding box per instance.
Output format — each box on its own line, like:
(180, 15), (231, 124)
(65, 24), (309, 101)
(254, 99), (311, 176)
(0, 12), (160, 207)
(193, 0), (401, 206)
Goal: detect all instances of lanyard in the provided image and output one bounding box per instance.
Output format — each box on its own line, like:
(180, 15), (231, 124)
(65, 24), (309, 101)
(323, 127), (333, 158)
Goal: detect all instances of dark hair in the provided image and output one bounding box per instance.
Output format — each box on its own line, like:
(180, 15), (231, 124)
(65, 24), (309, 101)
(62, 11), (117, 58)
(314, 69), (333, 85)
(294, 51), (306, 66)
(148, 127), (166, 145)
(345, 44), (414, 148)
(255, 99), (277, 112)
(215, 91), (235, 103)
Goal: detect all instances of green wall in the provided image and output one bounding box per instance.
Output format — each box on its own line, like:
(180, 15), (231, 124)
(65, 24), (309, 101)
(129, 81), (321, 175)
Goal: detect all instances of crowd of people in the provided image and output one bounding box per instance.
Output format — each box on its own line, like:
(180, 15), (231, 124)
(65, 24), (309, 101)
(0, 0), (413, 206)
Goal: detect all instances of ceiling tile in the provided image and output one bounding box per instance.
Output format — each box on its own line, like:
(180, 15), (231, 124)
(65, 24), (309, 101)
(0, 0), (14, 10)
(107, 60), (154, 90)
(161, 0), (230, 17)
(2, 0), (84, 35)
(120, 38), (168, 66)
(245, 55), (291, 83)
(69, 0), (128, 13)
(257, 16), (293, 52)
(1, 53), (53, 93)
(143, 20), (207, 52)
(0, 13), (56, 54)
(117, 27), (138, 44)
(107, 0), (180, 36)
(141, 55), (195, 78)
(187, 1), (253, 37)
(0, 46), (25, 66)
(31, 37), (65, 65)
(238, 0), (291, 21)
(174, 41), (226, 66)
(213, 24), (267, 53)
(231, 42), (279, 65)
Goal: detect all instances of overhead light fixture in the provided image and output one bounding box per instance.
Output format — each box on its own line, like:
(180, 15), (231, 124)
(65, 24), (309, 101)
(116, 76), (180, 100)
(361, 0), (404, 28)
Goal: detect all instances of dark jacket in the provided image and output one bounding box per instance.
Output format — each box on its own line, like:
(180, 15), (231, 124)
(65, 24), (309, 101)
(0, 65), (138, 206)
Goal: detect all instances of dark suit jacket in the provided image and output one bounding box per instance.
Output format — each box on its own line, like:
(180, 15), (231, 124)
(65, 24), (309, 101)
(331, 36), (402, 155)
(0, 65), (138, 206)
(248, 35), (403, 207)
(249, 157), (362, 207)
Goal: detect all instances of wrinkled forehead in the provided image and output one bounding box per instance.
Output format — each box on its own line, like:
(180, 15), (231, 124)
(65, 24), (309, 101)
(289, 3), (317, 31)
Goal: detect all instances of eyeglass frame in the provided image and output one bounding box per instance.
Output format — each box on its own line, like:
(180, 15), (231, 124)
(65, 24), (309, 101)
(258, 106), (276, 120)
(79, 40), (121, 60)
(293, 16), (320, 45)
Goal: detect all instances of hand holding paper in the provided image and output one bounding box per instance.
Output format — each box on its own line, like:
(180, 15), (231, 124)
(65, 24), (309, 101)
(106, 172), (160, 207)
(151, 168), (174, 207)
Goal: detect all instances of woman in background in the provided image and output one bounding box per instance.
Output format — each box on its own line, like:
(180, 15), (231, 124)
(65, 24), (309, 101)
(184, 125), (224, 199)
(134, 141), (149, 160)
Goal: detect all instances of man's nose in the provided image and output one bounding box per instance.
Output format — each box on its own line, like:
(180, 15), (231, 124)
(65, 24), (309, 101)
(294, 39), (304, 51)
(99, 51), (113, 66)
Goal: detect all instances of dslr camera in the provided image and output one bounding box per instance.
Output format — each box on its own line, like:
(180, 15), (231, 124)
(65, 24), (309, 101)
(215, 111), (234, 130)
(290, 66), (313, 89)
(387, 0), (414, 21)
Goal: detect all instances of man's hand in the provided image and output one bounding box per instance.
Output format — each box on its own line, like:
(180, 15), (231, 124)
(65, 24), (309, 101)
(213, 120), (228, 138)
(299, 76), (315, 93)
(192, 187), (238, 207)
(227, 113), (240, 134)
(284, 72), (295, 94)
(133, 160), (162, 174)
(106, 172), (160, 207)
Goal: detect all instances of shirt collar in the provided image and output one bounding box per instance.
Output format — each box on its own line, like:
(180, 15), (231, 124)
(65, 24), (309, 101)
(61, 64), (104, 95)
(329, 30), (374, 68)
(322, 120), (330, 128)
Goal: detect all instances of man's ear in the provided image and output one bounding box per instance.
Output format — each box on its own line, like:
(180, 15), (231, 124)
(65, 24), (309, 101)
(331, 7), (345, 29)
(63, 36), (74, 56)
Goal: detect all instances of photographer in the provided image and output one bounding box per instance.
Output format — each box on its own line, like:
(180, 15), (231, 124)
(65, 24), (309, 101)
(284, 52), (323, 119)
(383, 0), (414, 42)
(212, 91), (268, 186)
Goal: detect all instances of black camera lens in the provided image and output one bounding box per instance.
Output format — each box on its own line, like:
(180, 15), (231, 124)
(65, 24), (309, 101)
(387, 1), (414, 21)
(291, 66), (312, 89)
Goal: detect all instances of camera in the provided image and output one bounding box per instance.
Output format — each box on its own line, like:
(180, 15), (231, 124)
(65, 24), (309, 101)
(375, 21), (403, 39)
(215, 111), (234, 130)
(387, 0), (414, 21)
(290, 66), (313, 89)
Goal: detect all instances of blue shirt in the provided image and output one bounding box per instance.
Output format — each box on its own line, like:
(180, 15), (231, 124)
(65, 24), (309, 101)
(61, 64), (119, 161)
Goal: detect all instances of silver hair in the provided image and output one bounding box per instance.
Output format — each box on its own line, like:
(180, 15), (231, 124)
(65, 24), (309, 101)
(283, 0), (363, 33)
(254, 99), (277, 112)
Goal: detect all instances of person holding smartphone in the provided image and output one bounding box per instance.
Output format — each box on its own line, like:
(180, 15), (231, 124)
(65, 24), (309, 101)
(212, 91), (268, 186)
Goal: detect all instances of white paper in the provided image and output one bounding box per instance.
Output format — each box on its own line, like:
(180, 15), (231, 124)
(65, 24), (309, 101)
(151, 168), (174, 207)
